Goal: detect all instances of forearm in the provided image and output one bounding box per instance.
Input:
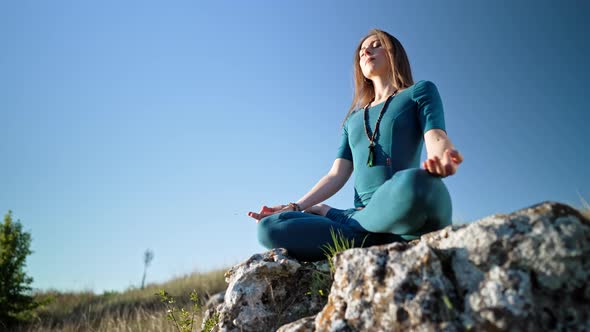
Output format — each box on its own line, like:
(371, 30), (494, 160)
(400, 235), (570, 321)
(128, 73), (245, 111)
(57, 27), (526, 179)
(295, 173), (349, 211)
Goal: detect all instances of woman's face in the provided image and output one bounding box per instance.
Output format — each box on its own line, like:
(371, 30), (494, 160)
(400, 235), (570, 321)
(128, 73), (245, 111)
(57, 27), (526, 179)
(359, 35), (389, 80)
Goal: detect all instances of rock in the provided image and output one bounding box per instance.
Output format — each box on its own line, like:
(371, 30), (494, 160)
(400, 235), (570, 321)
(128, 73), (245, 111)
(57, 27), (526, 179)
(201, 291), (225, 332)
(205, 291), (225, 311)
(422, 201), (590, 331)
(207, 201), (590, 332)
(212, 248), (330, 332)
(314, 241), (463, 331)
(314, 201), (590, 331)
(276, 315), (317, 332)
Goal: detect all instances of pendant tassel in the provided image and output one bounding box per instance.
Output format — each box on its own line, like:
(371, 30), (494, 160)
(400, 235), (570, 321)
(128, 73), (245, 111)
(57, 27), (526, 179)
(367, 144), (375, 167)
(363, 92), (396, 169)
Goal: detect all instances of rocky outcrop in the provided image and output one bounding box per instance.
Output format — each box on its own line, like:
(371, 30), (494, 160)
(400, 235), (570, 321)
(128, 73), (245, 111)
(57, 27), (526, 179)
(208, 202), (590, 331)
(314, 241), (462, 331)
(203, 248), (330, 332)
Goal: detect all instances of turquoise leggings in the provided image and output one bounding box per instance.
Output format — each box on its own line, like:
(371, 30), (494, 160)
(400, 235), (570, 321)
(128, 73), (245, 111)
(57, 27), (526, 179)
(257, 168), (452, 261)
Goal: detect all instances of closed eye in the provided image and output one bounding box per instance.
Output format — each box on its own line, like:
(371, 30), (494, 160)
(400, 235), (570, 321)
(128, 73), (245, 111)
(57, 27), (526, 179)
(359, 41), (382, 57)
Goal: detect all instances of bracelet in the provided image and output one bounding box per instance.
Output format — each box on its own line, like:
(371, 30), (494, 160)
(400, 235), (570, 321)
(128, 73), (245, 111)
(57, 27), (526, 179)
(287, 202), (302, 212)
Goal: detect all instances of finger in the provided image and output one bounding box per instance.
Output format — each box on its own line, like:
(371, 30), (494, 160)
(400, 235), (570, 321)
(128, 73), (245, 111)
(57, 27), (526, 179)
(423, 159), (431, 173)
(248, 212), (271, 221)
(426, 159), (435, 174)
(427, 159), (438, 175)
(433, 156), (446, 177)
(260, 206), (278, 214)
(436, 157), (447, 177)
(450, 149), (464, 164)
(249, 212), (262, 219)
(445, 151), (458, 175)
(444, 162), (456, 176)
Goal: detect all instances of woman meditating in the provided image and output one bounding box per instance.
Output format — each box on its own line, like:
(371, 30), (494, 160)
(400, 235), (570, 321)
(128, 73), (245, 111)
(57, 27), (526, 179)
(248, 29), (463, 262)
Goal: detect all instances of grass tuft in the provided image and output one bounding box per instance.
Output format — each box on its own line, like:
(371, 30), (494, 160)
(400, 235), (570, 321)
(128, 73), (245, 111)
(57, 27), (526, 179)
(321, 228), (367, 276)
(305, 228), (368, 298)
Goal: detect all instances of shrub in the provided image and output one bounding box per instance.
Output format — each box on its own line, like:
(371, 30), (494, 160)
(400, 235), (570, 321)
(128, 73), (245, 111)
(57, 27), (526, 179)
(0, 211), (39, 328)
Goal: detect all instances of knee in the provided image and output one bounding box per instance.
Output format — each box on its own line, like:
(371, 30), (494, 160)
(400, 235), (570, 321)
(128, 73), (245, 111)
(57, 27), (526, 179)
(256, 214), (283, 249)
(257, 215), (275, 249)
(392, 168), (451, 211)
(393, 168), (431, 186)
(391, 168), (431, 201)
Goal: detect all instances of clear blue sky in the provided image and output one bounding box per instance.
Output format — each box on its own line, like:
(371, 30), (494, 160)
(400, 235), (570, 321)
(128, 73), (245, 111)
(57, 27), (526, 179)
(1, 1), (588, 293)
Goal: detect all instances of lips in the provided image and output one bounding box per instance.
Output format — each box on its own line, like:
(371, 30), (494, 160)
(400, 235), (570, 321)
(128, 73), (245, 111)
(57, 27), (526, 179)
(365, 57), (375, 65)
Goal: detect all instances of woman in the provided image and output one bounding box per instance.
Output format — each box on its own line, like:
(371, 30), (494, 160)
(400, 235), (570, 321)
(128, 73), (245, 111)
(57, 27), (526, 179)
(247, 29), (463, 262)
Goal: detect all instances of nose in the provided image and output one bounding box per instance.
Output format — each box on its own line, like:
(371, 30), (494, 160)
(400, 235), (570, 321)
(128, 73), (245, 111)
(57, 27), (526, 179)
(362, 48), (372, 56)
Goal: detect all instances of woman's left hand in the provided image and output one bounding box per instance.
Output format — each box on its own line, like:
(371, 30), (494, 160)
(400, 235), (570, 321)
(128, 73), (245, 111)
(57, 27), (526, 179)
(423, 148), (463, 177)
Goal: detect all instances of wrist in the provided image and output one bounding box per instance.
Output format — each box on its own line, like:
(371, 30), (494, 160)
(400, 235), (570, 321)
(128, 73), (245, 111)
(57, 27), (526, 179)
(287, 202), (302, 212)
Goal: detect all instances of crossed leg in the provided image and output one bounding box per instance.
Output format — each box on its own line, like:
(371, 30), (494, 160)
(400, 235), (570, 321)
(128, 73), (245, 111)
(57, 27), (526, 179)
(257, 168), (451, 261)
(257, 211), (404, 262)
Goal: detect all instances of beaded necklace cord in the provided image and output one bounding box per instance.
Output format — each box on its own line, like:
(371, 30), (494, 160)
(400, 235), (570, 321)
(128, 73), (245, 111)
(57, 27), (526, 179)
(363, 91), (397, 167)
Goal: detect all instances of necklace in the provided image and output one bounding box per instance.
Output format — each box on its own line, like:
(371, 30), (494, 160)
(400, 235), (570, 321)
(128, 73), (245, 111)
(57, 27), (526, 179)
(363, 91), (397, 167)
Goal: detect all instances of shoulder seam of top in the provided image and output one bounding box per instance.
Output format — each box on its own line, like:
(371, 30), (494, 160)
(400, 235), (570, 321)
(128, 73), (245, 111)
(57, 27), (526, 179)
(411, 79), (428, 102)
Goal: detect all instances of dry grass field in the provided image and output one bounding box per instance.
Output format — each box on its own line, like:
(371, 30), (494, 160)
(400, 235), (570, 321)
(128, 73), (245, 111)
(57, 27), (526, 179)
(11, 268), (227, 332)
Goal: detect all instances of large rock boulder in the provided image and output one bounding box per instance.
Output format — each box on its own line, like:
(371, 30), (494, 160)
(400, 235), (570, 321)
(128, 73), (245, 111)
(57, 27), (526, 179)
(422, 201), (590, 331)
(205, 248), (330, 332)
(208, 202), (590, 331)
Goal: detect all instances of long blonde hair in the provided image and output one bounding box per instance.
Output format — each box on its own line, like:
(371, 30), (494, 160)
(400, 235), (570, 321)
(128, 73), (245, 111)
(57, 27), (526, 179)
(343, 29), (414, 126)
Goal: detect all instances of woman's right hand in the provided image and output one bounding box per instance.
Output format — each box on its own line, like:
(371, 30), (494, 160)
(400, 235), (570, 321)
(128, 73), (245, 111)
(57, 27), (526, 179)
(247, 205), (292, 222)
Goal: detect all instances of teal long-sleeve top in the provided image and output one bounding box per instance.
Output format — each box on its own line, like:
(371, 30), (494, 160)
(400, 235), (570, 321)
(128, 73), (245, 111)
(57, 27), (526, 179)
(336, 80), (446, 208)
